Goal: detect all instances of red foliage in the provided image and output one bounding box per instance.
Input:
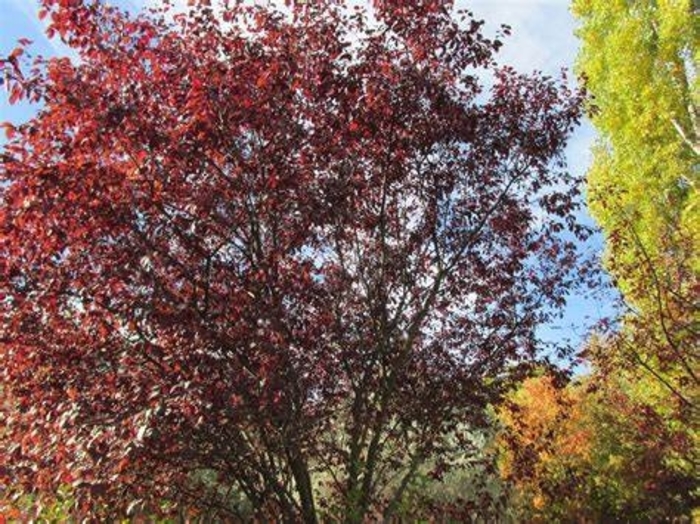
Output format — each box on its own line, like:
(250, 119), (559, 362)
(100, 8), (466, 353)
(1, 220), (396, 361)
(1, 0), (585, 520)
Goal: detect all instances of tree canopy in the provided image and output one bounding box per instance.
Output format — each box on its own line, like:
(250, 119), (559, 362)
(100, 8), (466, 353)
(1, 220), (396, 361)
(573, 0), (698, 382)
(574, 0), (698, 301)
(0, 0), (587, 520)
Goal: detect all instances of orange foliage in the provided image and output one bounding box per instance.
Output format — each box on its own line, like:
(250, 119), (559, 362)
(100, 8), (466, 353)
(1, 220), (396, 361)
(497, 374), (592, 517)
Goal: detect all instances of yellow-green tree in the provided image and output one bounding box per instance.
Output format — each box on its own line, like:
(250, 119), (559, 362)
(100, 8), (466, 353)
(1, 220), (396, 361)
(573, 0), (698, 386)
(574, 0), (698, 286)
(572, 1), (698, 516)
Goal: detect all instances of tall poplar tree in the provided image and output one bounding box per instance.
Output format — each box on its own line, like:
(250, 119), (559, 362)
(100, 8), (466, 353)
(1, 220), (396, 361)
(573, 0), (698, 516)
(574, 0), (697, 345)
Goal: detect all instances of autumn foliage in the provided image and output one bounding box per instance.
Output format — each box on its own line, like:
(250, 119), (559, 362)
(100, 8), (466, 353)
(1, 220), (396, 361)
(568, 0), (698, 518)
(498, 366), (697, 521)
(497, 374), (591, 520)
(1, 0), (586, 520)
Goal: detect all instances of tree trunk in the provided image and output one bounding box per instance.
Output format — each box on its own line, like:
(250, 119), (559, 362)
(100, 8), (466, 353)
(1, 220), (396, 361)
(288, 449), (318, 524)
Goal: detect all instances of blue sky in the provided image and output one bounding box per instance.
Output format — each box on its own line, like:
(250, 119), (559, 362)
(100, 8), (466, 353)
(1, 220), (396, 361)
(0, 0), (615, 354)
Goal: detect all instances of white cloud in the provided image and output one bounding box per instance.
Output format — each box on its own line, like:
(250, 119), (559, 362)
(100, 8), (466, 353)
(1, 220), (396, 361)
(463, 0), (578, 75)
